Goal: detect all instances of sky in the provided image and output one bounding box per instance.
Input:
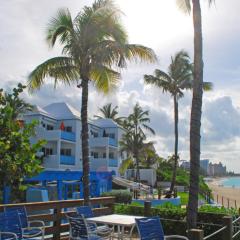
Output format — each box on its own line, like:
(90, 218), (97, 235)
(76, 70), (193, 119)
(1, 0), (240, 172)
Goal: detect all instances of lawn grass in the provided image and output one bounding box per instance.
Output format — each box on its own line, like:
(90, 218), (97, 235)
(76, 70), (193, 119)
(178, 192), (206, 206)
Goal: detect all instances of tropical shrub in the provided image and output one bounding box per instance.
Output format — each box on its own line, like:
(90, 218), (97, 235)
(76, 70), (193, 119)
(114, 203), (240, 238)
(0, 84), (46, 202)
(101, 190), (132, 204)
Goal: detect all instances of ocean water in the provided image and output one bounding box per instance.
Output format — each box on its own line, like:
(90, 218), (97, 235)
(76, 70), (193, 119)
(222, 177), (240, 188)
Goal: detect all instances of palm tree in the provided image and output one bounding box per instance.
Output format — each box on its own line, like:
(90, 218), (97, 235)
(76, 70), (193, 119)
(120, 103), (155, 184)
(176, 0), (215, 228)
(28, 0), (156, 205)
(144, 50), (212, 195)
(94, 103), (125, 125)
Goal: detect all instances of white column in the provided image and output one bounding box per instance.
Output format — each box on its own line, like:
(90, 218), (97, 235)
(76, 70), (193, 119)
(57, 139), (61, 167)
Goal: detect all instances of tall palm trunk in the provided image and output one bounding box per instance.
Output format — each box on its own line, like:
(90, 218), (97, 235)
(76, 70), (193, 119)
(134, 150), (140, 199)
(135, 152), (140, 184)
(81, 77), (90, 205)
(187, 0), (203, 229)
(170, 95), (178, 193)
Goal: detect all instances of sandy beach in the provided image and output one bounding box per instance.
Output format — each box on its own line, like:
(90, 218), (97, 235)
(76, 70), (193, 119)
(207, 178), (240, 209)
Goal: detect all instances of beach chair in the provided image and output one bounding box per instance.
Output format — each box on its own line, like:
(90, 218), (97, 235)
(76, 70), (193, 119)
(135, 216), (189, 240)
(66, 213), (103, 240)
(76, 206), (113, 238)
(4, 206), (45, 239)
(0, 211), (41, 240)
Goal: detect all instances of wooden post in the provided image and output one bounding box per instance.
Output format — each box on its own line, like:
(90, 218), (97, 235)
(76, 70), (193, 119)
(222, 196), (224, 206)
(53, 204), (62, 240)
(235, 200), (237, 209)
(222, 216), (233, 240)
(227, 198), (230, 208)
(188, 229), (204, 240)
(144, 201), (151, 217)
(217, 194), (218, 203)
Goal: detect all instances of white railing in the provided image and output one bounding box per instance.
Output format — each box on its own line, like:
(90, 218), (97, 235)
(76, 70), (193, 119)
(43, 155), (59, 169)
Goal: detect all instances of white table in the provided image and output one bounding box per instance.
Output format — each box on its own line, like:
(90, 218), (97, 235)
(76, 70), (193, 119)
(87, 214), (144, 239)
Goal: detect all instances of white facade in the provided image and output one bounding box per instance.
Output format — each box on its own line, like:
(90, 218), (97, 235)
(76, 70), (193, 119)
(125, 169), (157, 186)
(24, 102), (125, 175)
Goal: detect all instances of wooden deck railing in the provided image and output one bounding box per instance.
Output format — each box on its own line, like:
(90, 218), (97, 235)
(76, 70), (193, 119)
(0, 197), (115, 240)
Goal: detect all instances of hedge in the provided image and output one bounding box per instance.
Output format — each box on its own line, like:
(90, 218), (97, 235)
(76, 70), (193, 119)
(101, 190), (132, 204)
(114, 203), (240, 239)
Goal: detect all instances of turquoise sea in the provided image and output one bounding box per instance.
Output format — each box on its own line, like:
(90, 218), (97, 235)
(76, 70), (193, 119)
(221, 177), (240, 188)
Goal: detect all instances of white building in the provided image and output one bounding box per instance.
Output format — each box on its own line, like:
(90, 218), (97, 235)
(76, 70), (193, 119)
(24, 102), (125, 175)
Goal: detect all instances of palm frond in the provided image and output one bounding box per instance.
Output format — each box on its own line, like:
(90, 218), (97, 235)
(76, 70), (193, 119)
(176, 0), (191, 14)
(142, 124), (155, 135)
(28, 57), (78, 92)
(46, 8), (74, 47)
(119, 157), (133, 175)
(90, 65), (121, 94)
(203, 81), (213, 91)
(124, 44), (157, 64)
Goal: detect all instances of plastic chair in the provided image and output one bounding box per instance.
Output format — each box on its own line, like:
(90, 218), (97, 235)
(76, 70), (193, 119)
(76, 206), (113, 238)
(0, 211), (24, 240)
(66, 213), (103, 240)
(135, 216), (189, 240)
(4, 206), (45, 239)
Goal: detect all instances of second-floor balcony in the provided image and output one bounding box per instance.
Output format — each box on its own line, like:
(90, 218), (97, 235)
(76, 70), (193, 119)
(37, 127), (76, 142)
(60, 131), (76, 142)
(60, 155), (75, 165)
(90, 137), (117, 147)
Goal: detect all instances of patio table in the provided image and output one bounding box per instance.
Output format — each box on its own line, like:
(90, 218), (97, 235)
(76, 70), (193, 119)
(87, 214), (144, 239)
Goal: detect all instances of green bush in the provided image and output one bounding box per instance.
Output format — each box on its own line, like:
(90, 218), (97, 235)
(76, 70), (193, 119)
(101, 190), (132, 204)
(199, 205), (238, 216)
(114, 203), (187, 235)
(114, 203), (240, 238)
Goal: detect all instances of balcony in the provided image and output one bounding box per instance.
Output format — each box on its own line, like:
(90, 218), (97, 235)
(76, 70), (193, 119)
(60, 155), (75, 165)
(43, 155), (59, 169)
(36, 127), (76, 142)
(90, 137), (117, 147)
(108, 138), (117, 147)
(108, 158), (118, 167)
(60, 131), (76, 142)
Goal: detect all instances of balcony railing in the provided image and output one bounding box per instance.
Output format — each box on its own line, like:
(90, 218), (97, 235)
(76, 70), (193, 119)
(90, 137), (117, 147)
(60, 155), (75, 165)
(36, 127), (76, 142)
(109, 158), (118, 167)
(43, 155), (59, 169)
(108, 137), (117, 147)
(61, 131), (76, 142)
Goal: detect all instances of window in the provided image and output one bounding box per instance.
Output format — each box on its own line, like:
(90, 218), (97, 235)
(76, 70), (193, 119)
(103, 153), (106, 158)
(46, 124), (54, 130)
(90, 130), (98, 137)
(42, 147), (53, 156)
(93, 132), (98, 137)
(61, 148), (72, 156)
(64, 126), (72, 132)
(109, 152), (114, 159)
(46, 148), (53, 155)
(93, 152), (98, 159)
(109, 133), (115, 139)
